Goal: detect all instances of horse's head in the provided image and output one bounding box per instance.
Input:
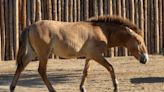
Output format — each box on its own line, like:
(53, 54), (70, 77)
(125, 27), (148, 64)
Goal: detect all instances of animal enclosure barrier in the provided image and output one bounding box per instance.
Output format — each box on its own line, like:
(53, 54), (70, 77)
(0, 0), (164, 61)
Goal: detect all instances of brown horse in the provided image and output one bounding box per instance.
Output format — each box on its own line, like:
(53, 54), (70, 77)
(10, 16), (148, 92)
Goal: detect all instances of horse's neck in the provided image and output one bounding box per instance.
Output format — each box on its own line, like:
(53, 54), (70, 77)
(108, 29), (127, 48)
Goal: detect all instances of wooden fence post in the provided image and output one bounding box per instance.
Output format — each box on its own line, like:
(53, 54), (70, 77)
(150, 0), (155, 53)
(154, 0), (159, 53)
(5, 0), (9, 60)
(121, 0), (128, 56)
(134, 0), (139, 26)
(98, 0), (103, 16)
(77, 0), (80, 21)
(143, 0), (148, 47)
(162, 0), (164, 50)
(0, 0), (3, 62)
(158, 0), (163, 53)
(116, 0), (123, 56)
(138, 0), (144, 30)
(22, 0), (27, 28)
(84, 0), (89, 20)
(0, 0), (5, 61)
(36, 0), (41, 21)
(52, 0), (57, 21)
(93, 0), (98, 17)
(9, 0), (14, 60)
(57, 0), (61, 21)
(14, 0), (19, 59)
(73, 0), (77, 22)
(27, 0), (31, 26)
(69, 0), (73, 21)
(47, 0), (52, 20)
(31, 0), (36, 23)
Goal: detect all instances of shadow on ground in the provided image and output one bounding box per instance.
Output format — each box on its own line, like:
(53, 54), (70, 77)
(0, 72), (81, 88)
(130, 77), (164, 84)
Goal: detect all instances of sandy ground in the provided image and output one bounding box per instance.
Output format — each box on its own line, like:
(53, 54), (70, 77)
(0, 55), (164, 92)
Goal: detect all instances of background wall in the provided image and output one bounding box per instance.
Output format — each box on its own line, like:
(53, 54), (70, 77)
(0, 0), (164, 61)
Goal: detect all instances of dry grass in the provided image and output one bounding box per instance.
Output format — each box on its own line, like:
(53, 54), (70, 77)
(0, 55), (164, 92)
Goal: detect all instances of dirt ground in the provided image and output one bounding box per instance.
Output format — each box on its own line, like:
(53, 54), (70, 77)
(0, 55), (164, 92)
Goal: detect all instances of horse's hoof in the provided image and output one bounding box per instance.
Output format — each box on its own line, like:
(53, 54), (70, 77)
(80, 86), (87, 92)
(10, 86), (15, 92)
(113, 88), (119, 92)
(49, 90), (56, 92)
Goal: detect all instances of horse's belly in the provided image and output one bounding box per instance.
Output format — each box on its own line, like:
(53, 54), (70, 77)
(52, 42), (83, 58)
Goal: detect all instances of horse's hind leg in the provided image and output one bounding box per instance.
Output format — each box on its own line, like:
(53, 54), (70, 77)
(90, 54), (119, 92)
(80, 58), (91, 92)
(38, 56), (56, 92)
(10, 53), (34, 92)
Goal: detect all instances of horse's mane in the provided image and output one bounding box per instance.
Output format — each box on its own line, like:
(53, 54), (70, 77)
(87, 15), (143, 36)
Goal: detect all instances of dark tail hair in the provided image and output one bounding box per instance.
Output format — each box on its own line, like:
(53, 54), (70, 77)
(16, 28), (29, 68)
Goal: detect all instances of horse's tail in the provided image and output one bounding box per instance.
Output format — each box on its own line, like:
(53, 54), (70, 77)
(16, 28), (30, 68)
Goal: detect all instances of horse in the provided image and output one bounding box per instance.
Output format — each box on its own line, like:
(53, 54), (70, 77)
(10, 15), (149, 92)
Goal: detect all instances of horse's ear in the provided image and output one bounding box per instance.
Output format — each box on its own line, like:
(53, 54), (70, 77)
(126, 27), (141, 44)
(125, 27), (135, 35)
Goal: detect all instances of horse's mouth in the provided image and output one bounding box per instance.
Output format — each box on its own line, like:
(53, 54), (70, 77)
(139, 53), (149, 64)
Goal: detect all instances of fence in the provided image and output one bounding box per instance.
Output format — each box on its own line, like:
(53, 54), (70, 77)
(0, 0), (164, 61)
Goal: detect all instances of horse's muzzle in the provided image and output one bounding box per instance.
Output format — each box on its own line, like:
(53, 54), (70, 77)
(140, 53), (149, 64)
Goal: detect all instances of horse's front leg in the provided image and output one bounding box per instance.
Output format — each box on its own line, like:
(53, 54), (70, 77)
(80, 58), (91, 92)
(91, 54), (119, 92)
(38, 57), (56, 92)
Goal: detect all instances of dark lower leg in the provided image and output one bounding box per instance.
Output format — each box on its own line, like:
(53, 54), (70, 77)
(80, 59), (90, 92)
(10, 66), (24, 92)
(92, 55), (119, 92)
(38, 61), (56, 92)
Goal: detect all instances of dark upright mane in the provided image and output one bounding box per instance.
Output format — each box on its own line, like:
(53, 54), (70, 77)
(87, 15), (143, 36)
